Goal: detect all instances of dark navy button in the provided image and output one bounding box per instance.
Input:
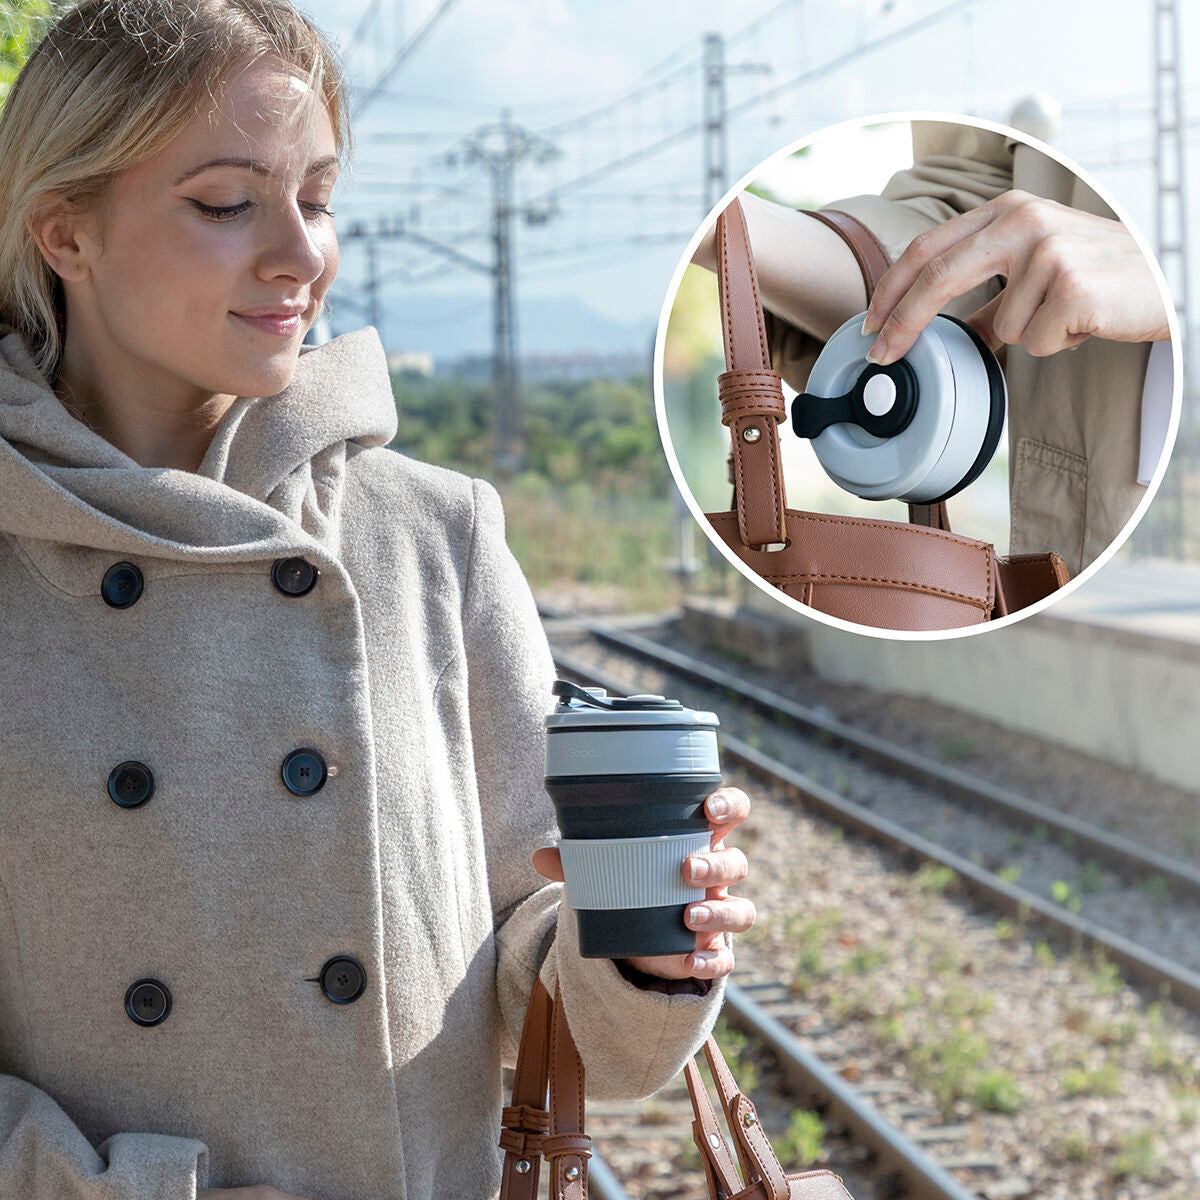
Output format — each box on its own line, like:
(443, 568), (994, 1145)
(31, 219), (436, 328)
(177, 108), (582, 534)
(272, 557), (319, 597)
(101, 562), (143, 608)
(125, 978), (171, 1026)
(319, 955), (366, 1004)
(108, 761), (155, 809)
(281, 748), (328, 796)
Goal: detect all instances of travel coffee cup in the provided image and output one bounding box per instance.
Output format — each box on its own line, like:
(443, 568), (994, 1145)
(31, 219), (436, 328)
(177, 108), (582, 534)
(544, 679), (721, 958)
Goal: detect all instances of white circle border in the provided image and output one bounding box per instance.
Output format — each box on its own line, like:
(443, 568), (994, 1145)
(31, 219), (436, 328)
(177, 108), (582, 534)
(651, 108), (1184, 643)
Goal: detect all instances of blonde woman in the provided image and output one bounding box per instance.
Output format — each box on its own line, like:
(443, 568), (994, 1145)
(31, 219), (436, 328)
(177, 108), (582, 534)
(0, 3), (756, 1197)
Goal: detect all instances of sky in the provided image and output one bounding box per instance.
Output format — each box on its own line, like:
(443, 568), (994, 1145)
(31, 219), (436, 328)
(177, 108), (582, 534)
(296, 0), (1198, 353)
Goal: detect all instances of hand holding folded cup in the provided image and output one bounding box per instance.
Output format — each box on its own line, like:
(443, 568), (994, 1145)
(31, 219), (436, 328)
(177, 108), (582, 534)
(533, 681), (755, 977)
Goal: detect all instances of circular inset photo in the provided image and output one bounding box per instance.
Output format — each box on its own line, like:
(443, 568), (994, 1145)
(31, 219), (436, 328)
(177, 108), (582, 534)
(655, 113), (1181, 639)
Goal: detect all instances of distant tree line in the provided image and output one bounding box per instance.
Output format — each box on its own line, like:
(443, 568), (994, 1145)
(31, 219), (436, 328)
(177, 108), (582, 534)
(389, 372), (673, 498)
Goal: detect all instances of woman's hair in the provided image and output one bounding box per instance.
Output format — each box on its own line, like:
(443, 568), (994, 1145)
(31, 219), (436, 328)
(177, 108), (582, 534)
(0, 0), (354, 385)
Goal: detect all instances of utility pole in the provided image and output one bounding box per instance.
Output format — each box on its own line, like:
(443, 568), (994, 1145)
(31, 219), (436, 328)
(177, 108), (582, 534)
(1154, 0), (1191, 558)
(703, 33), (729, 214)
(365, 237), (382, 345)
(451, 109), (561, 478)
(694, 33), (773, 596)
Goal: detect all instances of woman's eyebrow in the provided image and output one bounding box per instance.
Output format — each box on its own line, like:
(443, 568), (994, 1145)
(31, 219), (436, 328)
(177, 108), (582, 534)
(173, 155), (339, 185)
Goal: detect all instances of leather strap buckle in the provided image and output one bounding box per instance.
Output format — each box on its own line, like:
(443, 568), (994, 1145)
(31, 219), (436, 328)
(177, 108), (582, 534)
(499, 1129), (545, 1157)
(541, 1132), (593, 1161)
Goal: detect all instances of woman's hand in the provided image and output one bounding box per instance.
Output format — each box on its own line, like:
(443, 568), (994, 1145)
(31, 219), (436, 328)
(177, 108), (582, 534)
(532, 786), (756, 981)
(197, 1188), (315, 1199)
(861, 189), (1170, 365)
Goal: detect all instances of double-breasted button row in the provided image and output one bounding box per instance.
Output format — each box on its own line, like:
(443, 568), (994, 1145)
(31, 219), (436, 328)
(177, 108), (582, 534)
(124, 954), (365, 1026)
(99, 556), (320, 608)
(106, 748), (328, 808)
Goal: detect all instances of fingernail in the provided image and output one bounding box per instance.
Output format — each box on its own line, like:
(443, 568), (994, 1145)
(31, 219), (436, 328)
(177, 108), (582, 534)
(708, 795), (728, 819)
(865, 336), (888, 365)
(688, 904), (711, 926)
(689, 856), (710, 883)
(861, 312), (878, 336)
(690, 950), (718, 969)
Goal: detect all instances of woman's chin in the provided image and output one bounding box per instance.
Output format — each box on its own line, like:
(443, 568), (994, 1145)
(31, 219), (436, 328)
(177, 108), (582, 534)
(222, 356), (300, 400)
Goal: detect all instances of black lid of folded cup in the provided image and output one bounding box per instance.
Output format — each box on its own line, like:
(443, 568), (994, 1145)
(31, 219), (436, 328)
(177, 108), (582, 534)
(545, 679), (719, 729)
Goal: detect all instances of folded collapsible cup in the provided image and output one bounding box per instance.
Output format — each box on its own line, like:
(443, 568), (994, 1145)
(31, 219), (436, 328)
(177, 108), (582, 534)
(544, 680), (721, 958)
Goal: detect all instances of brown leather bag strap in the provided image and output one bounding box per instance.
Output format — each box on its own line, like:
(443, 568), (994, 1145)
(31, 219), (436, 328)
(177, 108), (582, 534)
(547, 977), (591, 1199)
(684, 1055), (743, 1198)
(694, 1037), (789, 1200)
(715, 197), (789, 549)
(499, 975), (555, 1200)
(502, 976), (592, 1200)
(800, 208), (950, 534)
(803, 209), (891, 296)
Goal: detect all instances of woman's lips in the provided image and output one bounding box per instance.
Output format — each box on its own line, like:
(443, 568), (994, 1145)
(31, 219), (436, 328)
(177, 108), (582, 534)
(232, 312), (302, 337)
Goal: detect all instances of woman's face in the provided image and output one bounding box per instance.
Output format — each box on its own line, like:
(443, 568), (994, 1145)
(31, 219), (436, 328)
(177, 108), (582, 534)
(59, 56), (341, 402)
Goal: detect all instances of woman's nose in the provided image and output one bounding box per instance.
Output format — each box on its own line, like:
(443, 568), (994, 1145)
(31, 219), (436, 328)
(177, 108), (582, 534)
(258, 199), (329, 285)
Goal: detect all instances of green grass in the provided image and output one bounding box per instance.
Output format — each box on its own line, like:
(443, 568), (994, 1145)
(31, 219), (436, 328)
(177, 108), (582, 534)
(1060, 1062), (1122, 1098)
(907, 1028), (991, 1120)
(973, 1069), (1024, 1113)
(1051, 878), (1083, 914)
(774, 1110), (825, 1168)
(1109, 1128), (1164, 1181)
(915, 862), (957, 894)
(785, 908), (844, 988)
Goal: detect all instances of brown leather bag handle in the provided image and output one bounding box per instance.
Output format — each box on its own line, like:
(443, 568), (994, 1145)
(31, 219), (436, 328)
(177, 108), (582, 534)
(799, 208), (951, 533)
(730, 197), (952, 534)
(500, 976), (592, 1200)
(502, 976), (798, 1200)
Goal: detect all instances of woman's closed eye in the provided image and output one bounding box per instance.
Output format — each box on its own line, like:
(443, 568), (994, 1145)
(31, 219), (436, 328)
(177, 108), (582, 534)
(190, 199), (336, 222)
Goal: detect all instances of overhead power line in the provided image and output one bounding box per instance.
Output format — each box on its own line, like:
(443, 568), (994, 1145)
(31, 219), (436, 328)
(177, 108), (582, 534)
(353, 0), (463, 119)
(522, 0), (983, 212)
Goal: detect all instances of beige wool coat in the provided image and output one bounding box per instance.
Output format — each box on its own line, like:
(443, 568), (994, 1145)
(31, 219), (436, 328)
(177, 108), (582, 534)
(0, 323), (726, 1199)
(767, 120), (1165, 575)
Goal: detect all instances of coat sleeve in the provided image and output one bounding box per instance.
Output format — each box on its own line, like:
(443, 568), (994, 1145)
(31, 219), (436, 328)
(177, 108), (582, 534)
(0, 1078), (208, 1197)
(768, 120), (1015, 393)
(462, 476), (727, 1101)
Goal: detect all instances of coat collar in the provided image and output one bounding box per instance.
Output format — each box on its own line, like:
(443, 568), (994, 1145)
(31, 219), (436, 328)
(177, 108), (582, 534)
(0, 324), (398, 564)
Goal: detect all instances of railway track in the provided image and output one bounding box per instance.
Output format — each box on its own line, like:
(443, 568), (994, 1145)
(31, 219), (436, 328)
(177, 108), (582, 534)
(542, 619), (1200, 1199)
(543, 611), (1200, 1013)
(585, 968), (996, 1200)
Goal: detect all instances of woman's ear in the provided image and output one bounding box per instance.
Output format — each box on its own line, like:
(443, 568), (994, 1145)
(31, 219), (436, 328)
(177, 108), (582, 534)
(26, 195), (101, 284)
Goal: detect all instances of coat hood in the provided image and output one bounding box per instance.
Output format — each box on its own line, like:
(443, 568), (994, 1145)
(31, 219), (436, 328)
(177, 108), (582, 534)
(0, 324), (398, 564)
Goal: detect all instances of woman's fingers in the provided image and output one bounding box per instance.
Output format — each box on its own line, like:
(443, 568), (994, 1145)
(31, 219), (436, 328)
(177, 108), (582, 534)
(862, 200), (1006, 336)
(685, 895), (756, 935)
(866, 226), (1016, 365)
(687, 936), (735, 977)
(686, 845), (748, 889)
(704, 785), (751, 833)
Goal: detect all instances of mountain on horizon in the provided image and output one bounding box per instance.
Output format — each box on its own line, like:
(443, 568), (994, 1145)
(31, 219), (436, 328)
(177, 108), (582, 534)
(328, 291), (656, 363)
